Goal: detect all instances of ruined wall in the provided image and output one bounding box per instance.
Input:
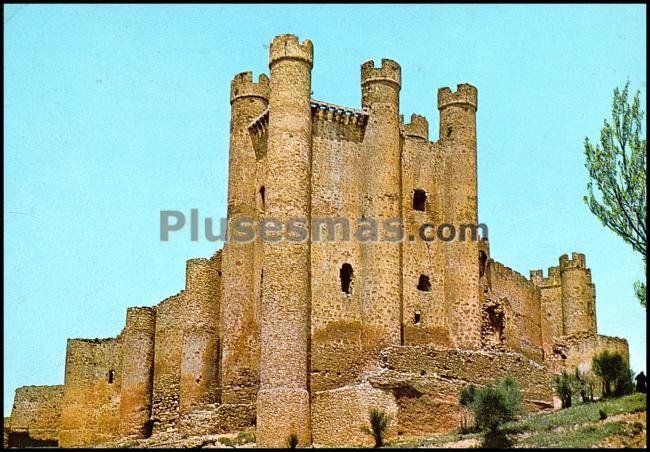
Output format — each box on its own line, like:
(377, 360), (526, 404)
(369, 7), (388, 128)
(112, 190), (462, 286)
(119, 307), (156, 439)
(310, 102), (367, 392)
(551, 332), (630, 374)
(485, 259), (544, 361)
(311, 346), (554, 446)
(8, 385), (63, 446)
(59, 338), (122, 447)
(401, 117), (449, 346)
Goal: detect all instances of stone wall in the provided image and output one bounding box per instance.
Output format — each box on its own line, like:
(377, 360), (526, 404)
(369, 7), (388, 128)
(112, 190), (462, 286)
(8, 385), (63, 446)
(550, 332), (630, 374)
(59, 338), (122, 447)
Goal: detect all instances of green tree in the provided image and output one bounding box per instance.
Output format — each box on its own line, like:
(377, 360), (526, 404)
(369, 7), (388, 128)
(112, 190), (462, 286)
(592, 350), (632, 397)
(583, 81), (647, 308)
(553, 371), (576, 408)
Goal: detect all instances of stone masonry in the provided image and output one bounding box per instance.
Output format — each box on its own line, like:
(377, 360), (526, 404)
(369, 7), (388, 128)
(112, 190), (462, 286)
(7, 35), (630, 448)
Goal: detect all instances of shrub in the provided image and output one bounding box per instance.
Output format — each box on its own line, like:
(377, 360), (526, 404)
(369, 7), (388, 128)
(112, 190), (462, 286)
(472, 378), (523, 432)
(599, 409), (608, 420)
(362, 408), (391, 448)
(287, 432), (299, 449)
(592, 350), (633, 397)
(554, 371), (576, 408)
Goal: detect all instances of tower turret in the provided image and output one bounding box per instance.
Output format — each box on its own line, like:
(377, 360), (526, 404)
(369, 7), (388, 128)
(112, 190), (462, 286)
(359, 59), (403, 351)
(560, 252), (597, 336)
(257, 34), (313, 448)
(221, 72), (269, 407)
(438, 84), (482, 349)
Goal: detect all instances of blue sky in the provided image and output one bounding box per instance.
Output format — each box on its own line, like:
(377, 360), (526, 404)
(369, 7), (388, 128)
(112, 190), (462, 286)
(4, 4), (646, 415)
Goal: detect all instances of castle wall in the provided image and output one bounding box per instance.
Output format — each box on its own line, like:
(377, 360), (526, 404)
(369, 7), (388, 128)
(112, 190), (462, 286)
(151, 293), (184, 433)
(59, 338), (122, 447)
(401, 123), (449, 346)
(119, 307), (156, 438)
(8, 385), (63, 446)
(550, 333), (629, 374)
(309, 106), (366, 392)
(486, 260), (544, 361)
(179, 256), (222, 418)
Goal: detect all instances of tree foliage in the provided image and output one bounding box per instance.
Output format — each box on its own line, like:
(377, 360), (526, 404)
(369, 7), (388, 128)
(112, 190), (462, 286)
(362, 408), (391, 448)
(583, 81), (646, 308)
(592, 350), (634, 397)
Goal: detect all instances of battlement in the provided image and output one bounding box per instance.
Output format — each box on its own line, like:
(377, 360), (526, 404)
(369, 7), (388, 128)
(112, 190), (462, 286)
(311, 99), (368, 126)
(402, 114), (429, 140)
(361, 59), (401, 88)
(437, 83), (478, 111)
(269, 34), (313, 68)
(490, 259), (537, 292)
(559, 252), (586, 271)
(230, 72), (269, 104)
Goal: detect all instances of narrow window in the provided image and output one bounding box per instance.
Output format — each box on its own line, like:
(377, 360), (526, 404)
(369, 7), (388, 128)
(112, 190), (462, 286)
(417, 274), (431, 292)
(413, 189), (426, 212)
(340, 263), (353, 295)
(108, 369), (115, 384)
(446, 126), (453, 138)
(413, 310), (421, 324)
(259, 186), (266, 210)
(479, 251), (487, 277)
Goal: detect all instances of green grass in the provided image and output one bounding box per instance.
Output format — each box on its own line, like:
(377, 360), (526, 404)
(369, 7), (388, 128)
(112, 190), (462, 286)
(388, 393), (646, 449)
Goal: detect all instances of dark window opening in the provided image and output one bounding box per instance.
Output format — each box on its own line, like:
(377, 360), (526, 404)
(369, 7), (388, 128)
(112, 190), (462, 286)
(413, 189), (426, 212)
(108, 369), (115, 384)
(340, 263), (353, 295)
(413, 311), (421, 324)
(479, 251), (487, 277)
(143, 420), (154, 438)
(259, 186), (266, 210)
(446, 126), (453, 138)
(417, 274), (431, 292)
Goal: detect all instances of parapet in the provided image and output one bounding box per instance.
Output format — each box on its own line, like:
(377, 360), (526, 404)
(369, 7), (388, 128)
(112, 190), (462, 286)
(269, 34), (313, 68)
(403, 114), (429, 140)
(529, 265), (561, 287)
(361, 59), (401, 88)
(124, 307), (156, 333)
(230, 72), (269, 104)
(559, 252), (586, 271)
(437, 83), (477, 111)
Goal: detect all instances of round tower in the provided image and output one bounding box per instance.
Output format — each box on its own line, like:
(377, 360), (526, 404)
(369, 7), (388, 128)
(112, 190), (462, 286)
(256, 34), (313, 448)
(119, 307), (156, 438)
(560, 252), (597, 336)
(438, 84), (482, 349)
(358, 59), (403, 351)
(220, 71), (269, 405)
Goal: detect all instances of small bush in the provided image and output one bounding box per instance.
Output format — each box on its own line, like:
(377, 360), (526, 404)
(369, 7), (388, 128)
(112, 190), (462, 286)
(593, 350), (633, 397)
(362, 408), (391, 448)
(554, 371), (576, 408)
(599, 409), (608, 420)
(471, 377), (523, 432)
(287, 432), (299, 449)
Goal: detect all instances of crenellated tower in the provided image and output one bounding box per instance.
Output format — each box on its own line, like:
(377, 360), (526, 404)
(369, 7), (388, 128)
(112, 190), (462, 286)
(359, 59), (403, 349)
(220, 72), (269, 405)
(257, 34), (313, 448)
(438, 84), (482, 349)
(559, 252), (597, 336)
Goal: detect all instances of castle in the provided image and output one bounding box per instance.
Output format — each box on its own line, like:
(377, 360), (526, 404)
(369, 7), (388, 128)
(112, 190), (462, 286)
(6, 35), (629, 448)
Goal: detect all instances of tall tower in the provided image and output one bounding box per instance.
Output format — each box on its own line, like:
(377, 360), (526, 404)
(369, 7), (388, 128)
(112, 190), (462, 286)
(257, 34), (313, 448)
(359, 59), (403, 350)
(438, 84), (482, 349)
(560, 252), (597, 336)
(220, 72), (269, 404)
(119, 307), (156, 438)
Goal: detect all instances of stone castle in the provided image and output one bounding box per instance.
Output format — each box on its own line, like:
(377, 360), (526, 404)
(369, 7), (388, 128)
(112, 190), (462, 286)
(6, 35), (629, 448)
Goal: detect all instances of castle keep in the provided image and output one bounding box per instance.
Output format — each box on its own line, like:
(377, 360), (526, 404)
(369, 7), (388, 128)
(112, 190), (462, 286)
(7, 35), (629, 448)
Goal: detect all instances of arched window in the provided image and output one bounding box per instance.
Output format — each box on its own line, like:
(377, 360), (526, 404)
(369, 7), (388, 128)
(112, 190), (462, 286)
(479, 251), (488, 277)
(417, 274), (431, 292)
(413, 310), (422, 325)
(108, 369), (115, 384)
(340, 263), (353, 295)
